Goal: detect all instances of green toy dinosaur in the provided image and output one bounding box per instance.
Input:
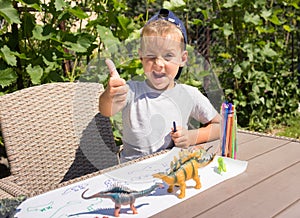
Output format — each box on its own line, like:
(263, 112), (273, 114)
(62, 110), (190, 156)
(217, 157), (227, 174)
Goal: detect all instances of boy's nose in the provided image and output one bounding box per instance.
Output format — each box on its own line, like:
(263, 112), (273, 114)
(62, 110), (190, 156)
(154, 57), (165, 66)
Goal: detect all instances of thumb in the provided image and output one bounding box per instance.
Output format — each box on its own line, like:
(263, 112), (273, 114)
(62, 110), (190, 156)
(105, 58), (120, 78)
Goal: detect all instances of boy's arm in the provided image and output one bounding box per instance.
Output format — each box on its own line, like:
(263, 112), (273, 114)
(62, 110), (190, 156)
(190, 113), (221, 144)
(99, 59), (128, 117)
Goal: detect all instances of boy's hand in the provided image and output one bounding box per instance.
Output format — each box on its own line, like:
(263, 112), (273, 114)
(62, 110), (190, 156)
(171, 126), (191, 148)
(105, 58), (120, 78)
(105, 59), (128, 104)
(99, 59), (128, 116)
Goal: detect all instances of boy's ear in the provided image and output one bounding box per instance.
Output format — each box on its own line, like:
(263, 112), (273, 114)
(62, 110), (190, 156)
(180, 51), (188, 67)
(138, 49), (143, 61)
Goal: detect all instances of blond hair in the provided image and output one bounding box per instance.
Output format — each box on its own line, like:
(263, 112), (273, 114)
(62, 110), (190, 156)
(140, 20), (185, 50)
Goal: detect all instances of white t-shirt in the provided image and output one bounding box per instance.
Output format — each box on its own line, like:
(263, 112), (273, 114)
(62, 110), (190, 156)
(120, 80), (217, 162)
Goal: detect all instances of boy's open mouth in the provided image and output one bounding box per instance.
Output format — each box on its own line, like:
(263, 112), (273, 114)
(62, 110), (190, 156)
(153, 71), (165, 79)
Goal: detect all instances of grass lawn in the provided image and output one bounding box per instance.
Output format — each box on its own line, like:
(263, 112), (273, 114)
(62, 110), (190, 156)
(272, 111), (300, 140)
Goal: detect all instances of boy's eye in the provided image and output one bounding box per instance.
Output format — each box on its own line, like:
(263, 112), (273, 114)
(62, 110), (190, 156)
(164, 53), (175, 61)
(146, 55), (156, 59)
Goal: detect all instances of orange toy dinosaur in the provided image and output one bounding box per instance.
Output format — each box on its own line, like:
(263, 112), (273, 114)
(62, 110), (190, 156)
(153, 148), (215, 199)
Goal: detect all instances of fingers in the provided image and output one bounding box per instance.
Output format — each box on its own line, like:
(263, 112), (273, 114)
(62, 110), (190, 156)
(171, 126), (183, 136)
(105, 58), (120, 78)
(171, 126), (190, 148)
(101, 58), (128, 116)
(109, 84), (128, 101)
(105, 58), (126, 94)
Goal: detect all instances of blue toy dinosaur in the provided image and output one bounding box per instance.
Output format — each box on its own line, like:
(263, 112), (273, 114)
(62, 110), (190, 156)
(81, 183), (162, 217)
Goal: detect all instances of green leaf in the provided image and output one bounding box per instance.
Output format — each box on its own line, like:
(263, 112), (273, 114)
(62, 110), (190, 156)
(15, 53), (30, 60)
(68, 7), (88, 19)
(223, 23), (233, 37)
(255, 26), (275, 34)
(26, 64), (43, 85)
(163, 0), (186, 10)
(283, 25), (292, 32)
(0, 68), (18, 88)
(233, 65), (242, 79)
(55, 0), (66, 11)
(0, 45), (17, 66)
(262, 43), (277, 57)
(253, 0), (266, 8)
(244, 12), (261, 25)
(23, 12), (36, 38)
(260, 9), (272, 21)
(18, 0), (41, 11)
(43, 56), (60, 73)
(97, 25), (121, 53)
(62, 33), (93, 53)
(218, 52), (232, 59)
(117, 15), (131, 31)
(0, 0), (21, 24)
(32, 25), (53, 40)
(269, 14), (282, 25)
(223, 0), (240, 8)
(289, 1), (299, 9)
(192, 19), (203, 25)
(64, 41), (86, 53)
(201, 9), (208, 20)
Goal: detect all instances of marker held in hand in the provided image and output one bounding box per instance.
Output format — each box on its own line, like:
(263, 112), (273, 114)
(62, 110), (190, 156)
(105, 58), (120, 78)
(167, 121), (177, 149)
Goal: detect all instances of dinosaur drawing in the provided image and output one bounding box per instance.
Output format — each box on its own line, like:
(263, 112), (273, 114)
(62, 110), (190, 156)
(153, 147), (215, 199)
(81, 183), (161, 217)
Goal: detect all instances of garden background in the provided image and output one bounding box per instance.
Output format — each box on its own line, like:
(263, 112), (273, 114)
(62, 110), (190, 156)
(0, 0), (299, 178)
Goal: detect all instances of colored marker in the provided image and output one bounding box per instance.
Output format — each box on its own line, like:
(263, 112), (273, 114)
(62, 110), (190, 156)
(173, 121), (177, 132)
(167, 121), (177, 149)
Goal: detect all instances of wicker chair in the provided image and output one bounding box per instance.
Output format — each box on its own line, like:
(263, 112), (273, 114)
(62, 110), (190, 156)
(0, 82), (120, 198)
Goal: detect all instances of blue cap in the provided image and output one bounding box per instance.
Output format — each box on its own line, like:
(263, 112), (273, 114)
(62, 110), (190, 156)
(147, 9), (188, 46)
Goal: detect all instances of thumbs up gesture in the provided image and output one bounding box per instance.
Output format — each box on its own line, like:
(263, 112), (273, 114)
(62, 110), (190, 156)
(105, 58), (120, 78)
(99, 59), (128, 116)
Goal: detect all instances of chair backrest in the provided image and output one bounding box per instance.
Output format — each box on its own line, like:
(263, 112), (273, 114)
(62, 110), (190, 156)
(0, 82), (119, 196)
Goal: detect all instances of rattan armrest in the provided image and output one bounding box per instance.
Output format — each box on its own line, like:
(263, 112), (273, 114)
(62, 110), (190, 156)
(0, 176), (31, 198)
(0, 187), (14, 199)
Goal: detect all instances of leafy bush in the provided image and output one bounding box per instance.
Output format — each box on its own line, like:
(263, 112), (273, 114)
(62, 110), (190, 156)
(0, 0), (299, 134)
(0, 0), (139, 93)
(200, 0), (300, 131)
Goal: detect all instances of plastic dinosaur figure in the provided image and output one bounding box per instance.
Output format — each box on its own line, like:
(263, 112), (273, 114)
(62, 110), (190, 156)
(217, 157), (227, 174)
(153, 148), (215, 199)
(81, 183), (161, 217)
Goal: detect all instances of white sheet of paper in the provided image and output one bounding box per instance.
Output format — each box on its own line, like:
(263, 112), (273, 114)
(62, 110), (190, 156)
(16, 148), (248, 218)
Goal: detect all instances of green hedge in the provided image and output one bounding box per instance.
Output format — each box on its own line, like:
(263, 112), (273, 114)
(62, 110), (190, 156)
(0, 0), (299, 133)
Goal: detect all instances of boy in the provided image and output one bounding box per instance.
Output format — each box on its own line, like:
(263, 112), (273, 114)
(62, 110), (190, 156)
(99, 9), (221, 162)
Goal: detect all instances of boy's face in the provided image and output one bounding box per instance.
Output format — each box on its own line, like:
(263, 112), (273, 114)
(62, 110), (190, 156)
(139, 34), (187, 90)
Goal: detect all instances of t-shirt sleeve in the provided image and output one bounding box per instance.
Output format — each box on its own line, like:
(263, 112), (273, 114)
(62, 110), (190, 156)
(125, 81), (134, 106)
(189, 86), (218, 124)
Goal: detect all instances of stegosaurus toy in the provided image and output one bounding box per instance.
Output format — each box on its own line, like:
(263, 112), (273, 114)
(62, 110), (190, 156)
(153, 147), (215, 199)
(81, 183), (162, 217)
